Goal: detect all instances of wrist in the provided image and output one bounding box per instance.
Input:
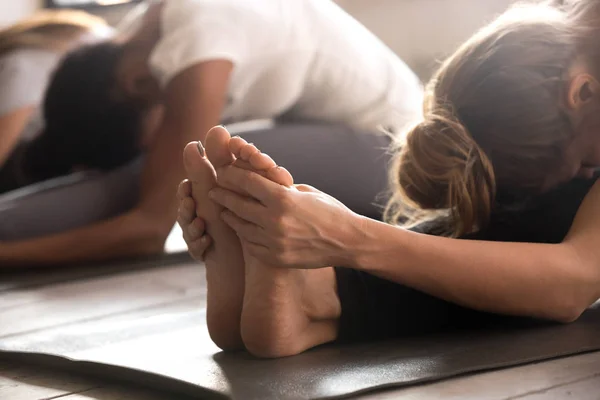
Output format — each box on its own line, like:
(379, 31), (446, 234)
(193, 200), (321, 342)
(332, 212), (372, 269)
(336, 213), (412, 274)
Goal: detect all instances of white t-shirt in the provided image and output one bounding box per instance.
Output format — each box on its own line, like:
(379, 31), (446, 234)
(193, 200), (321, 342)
(148, 0), (424, 134)
(0, 49), (61, 142)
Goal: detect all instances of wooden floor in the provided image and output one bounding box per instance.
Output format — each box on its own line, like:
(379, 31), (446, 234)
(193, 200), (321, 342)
(1, 258), (600, 400)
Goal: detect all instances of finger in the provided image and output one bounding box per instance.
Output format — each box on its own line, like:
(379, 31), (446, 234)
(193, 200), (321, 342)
(220, 210), (268, 246)
(177, 196), (197, 224)
(187, 235), (212, 261)
(187, 217), (206, 240)
(216, 166), (287, 206)
(177, 179), (192, 200)
(209, 187), (268, 227)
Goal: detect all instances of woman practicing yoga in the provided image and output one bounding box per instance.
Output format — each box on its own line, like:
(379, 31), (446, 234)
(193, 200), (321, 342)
(0, 0), (422, 266)
(177, 1), (600, 357)
(0, 10), (110, 193)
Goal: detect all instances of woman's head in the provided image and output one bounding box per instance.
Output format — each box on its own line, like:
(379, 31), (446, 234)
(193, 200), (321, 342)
(386, 3), (600, 237)
(22, 4), (165, 181)
(23, 41), (162, 181)
(0, 9), (111, 57)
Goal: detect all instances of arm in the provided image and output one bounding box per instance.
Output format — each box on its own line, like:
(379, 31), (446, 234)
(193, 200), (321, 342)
(208, 166), (600, 323)
(0, 107), (34, 168)
(0, 60), (233, 268)
(347, 198), (600, 323)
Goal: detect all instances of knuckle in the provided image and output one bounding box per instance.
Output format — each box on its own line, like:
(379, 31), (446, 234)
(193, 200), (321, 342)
(273, 186), (288, 201)
(244, 171), (260, 191)
(181, 197), (196, 214)
(274, 252), (288, 265)
(190, 241), (207, 257)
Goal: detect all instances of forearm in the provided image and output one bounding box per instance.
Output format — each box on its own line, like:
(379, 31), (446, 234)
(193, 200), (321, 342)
(344, 215), (597, 322)
(0, 210), (166, 268)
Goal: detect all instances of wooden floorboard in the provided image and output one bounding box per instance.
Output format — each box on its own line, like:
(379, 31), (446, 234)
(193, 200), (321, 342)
(0, 252), (192, 294)
(518, 372), (600, 400)
(0, 263), (204, 339)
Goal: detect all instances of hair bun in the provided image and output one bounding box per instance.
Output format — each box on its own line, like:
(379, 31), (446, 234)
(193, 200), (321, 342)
(387, 110), (496, 236)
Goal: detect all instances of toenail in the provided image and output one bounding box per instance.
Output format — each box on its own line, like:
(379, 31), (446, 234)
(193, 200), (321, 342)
(196, 141), (205, 157)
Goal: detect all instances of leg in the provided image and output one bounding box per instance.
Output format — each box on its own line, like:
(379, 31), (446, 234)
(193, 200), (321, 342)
(229, 121), (393, 220)
(215, 135), (342, 358)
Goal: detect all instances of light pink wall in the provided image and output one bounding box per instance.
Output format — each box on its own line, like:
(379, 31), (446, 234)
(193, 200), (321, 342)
(0, 0), (42, 27)
(0, 0), (517, 79)
(336, 0), (515, 78)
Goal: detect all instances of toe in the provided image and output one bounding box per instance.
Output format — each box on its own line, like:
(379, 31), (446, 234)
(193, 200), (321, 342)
(206, 126), (235, 169)
(240, 143), (260, 162)
(183, 142), (217, 185)
(229, 136), (248, 159)
(266, 166), (294, 187)
(249, 151), (276, 170)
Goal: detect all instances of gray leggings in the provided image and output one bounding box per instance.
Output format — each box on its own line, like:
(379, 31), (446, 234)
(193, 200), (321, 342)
(0, 122), (394, 241)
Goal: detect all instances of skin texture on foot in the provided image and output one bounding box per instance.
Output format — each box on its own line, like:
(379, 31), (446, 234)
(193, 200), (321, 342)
(183, 132), (245, 351)
(218, 134), (341, 358)
(182, 126), (294, 352)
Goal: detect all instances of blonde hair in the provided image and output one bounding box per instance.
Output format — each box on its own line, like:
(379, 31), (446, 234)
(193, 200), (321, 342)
(0, 10), (108, 57)
(385, 3), (586, 237)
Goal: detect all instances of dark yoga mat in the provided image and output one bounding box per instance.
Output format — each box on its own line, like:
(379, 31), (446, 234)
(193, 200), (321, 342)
(1, 262), (600, 400)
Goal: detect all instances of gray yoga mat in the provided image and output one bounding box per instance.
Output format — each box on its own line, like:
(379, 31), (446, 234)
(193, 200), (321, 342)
(1, 261), (600, 400)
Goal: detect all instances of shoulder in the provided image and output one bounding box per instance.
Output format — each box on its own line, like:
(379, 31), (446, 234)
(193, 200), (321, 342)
(151, 0), (275, 87)
(162, 0), (279, 32)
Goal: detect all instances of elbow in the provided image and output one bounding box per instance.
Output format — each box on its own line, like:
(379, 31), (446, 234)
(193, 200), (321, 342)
(544, 280), (595, 324)
(137, 232), (168, 256)
(541, 249), (599, 324)
(125, 211), (172, 256)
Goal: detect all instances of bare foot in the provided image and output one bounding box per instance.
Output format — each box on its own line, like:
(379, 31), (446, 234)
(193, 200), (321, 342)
(223, 140), (341, 358)
(183, 127), (293, 351)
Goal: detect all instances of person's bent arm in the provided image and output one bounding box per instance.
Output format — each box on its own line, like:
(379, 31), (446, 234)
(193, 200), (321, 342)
(0, 60), (233, 268)
(210, 166), (600, 323)
(348, 199), (600, 323)
(0, 107), (34, 168)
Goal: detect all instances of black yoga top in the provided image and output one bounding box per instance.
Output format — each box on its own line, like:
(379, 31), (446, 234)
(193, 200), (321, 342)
(334, 173), (600, 343)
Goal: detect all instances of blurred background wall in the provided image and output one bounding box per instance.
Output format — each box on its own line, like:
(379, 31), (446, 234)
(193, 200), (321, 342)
(0, 0), (515, 80)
